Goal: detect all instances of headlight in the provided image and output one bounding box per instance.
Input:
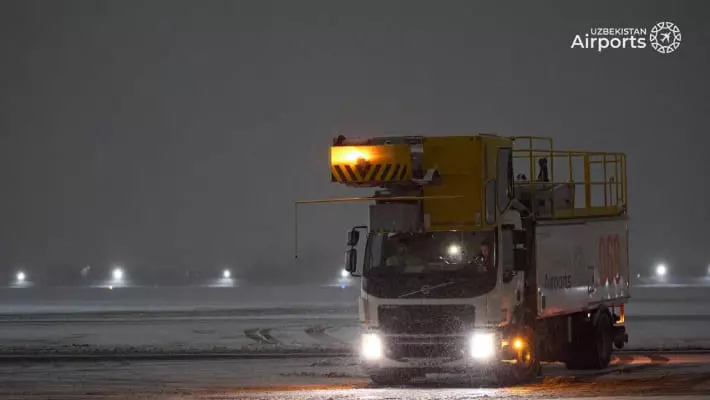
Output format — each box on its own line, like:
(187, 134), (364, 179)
(470, 332), (495, 360)
(447, 244), (461, 256)
(361, 333), (383, 360)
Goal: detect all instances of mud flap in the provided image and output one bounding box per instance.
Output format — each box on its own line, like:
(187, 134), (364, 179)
(613, 325), (628, 349)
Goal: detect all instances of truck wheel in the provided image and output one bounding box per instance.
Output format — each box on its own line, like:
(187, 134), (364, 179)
(564, 310), (613, 370)
(503, 325), (540, 384)
(369, 370), (414, 386)
(589, 311), (613, 369)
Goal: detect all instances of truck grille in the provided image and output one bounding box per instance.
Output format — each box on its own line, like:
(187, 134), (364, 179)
(377, 305), (475, 334)
(385, 335), (466, 359)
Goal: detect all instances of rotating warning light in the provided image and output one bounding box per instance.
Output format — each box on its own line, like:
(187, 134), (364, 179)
(330, 146), (371, 164)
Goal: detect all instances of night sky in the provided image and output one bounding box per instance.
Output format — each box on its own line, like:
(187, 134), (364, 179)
(0, 1), (708, 281)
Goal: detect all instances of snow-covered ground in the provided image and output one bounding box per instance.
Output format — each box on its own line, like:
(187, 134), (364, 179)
(2, 354), (710, 399)
(0, 285), (360, 314)
(0, 284), (708, 355)
(1, 284), (710, 398)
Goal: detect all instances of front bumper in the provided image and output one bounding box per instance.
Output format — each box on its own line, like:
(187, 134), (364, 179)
(361, 333), (514, 373)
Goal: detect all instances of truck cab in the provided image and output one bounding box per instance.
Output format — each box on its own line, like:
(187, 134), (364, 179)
(349, 222), (531, 384)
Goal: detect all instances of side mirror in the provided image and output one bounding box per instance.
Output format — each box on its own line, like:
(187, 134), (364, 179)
(513, 247), (529, 272)
(347, 229), (361, 247)
(345, 248), (358, 273)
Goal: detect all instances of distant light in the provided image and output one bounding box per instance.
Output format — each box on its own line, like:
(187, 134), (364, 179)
(16, 271), (26, 283)
(341, 269), (349, 278)
(656, 264), (667, 277)
(447, 244), (462, 256)
(636, 273), (641, 279)
(112, 267), (124, 281)
(223, 269), (231, 279)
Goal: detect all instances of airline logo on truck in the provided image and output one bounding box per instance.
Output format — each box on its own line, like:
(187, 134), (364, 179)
(543, 246), (584, 290)
(599, 234), (622, 285)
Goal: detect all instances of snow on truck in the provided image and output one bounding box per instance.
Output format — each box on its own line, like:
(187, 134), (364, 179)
(297, 134), (629, 384)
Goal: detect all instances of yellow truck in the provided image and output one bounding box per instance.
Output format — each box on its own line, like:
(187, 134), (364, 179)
(298, 134), (629, 384)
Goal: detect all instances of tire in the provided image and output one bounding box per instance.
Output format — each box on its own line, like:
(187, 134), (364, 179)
(564, 310), (613, 370)
(501, 325), (540, 384)
(589, 311), (613, 369)
(369, 370), (414, 386)
(564, 351), (588, 370)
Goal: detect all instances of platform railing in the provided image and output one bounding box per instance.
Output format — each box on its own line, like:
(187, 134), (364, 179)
(511, 136), (627, 219)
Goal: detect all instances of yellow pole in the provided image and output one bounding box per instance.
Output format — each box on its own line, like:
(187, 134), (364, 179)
(623, 154), (628, 207)
(615, 154), (620, 206)
(603, 153), (608, 207)
(548, 137), (555, 183)
(294, 202), (299, 258)
(584, 154), (591, 209)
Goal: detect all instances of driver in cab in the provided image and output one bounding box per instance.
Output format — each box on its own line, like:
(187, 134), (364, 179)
(475, 240), (493, 272)
(386, 239), (422, 267)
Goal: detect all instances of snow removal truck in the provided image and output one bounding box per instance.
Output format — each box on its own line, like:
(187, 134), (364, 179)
(297, 134), (629, 384)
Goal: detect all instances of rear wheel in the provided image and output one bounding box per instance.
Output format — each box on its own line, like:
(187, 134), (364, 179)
(590, 311), (613, 369)
(565, 310), (613, 370)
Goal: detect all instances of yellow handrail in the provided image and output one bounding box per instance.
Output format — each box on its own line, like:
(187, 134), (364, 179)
(510, 137), (627, 219)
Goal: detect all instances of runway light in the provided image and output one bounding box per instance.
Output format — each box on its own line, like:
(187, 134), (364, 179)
(112, 267), (124, 281)
(656, 264), (667, 277)
(223, 269), (231, 279)
(341, 268), (349, 278)
(16, 271), (26, 283)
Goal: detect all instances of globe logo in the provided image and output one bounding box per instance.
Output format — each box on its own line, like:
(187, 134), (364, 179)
(649, 22), (681, 54)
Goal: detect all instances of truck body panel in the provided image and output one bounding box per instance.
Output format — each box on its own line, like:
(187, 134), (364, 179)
(536, 217), (629, 318)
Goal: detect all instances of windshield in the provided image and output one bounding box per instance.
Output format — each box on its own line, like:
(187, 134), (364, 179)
(365, 231), (495, 274)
